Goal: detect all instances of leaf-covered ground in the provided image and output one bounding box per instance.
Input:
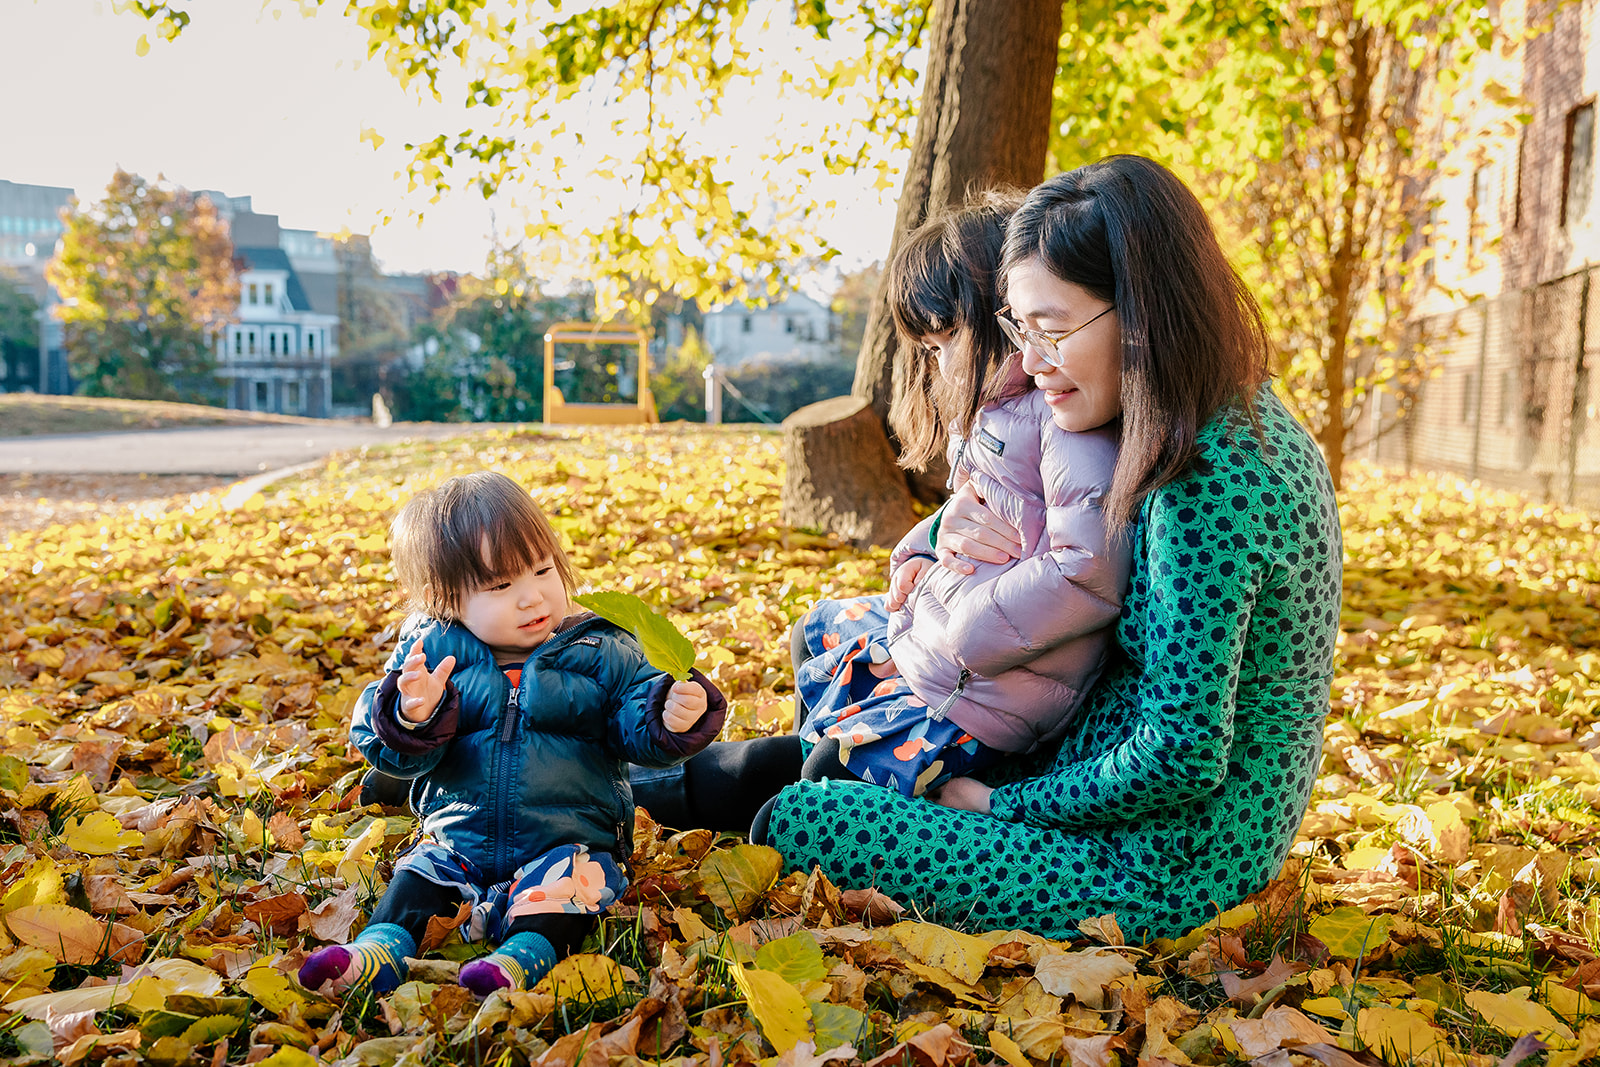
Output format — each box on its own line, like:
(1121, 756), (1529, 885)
(0, 424), (1597, 1067)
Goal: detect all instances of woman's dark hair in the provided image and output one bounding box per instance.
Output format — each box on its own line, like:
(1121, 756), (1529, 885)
(390, 470), (575, 619)
(887, 188), (1026, 472)
(1002, 155), (1269, 528)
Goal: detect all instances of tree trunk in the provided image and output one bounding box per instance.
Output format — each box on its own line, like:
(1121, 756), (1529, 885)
(780, 0), (1063, 532)
(780, 396), (920, 546)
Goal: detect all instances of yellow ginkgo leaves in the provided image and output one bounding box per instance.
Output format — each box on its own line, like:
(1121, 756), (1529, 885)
(62, 811), (143, 855)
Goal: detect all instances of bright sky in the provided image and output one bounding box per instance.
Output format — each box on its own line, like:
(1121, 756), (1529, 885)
(0, 0), (899, 288)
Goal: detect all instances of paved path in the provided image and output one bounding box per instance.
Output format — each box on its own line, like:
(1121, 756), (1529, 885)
(0, 422), (497, 475)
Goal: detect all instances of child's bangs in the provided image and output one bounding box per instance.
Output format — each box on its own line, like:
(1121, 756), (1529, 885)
(478, 501), (555, 580)
(889, 230), (961, 342)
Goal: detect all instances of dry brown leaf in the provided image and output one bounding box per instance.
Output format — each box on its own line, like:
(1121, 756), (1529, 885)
(1058, 1031), (1126, 1067)
(1217, 955), (1300, 1005)
(417, 901), (471, 953)
(1075, 914), (1124, 946)
(1221, 1007), (1337, 1058)
(772, 1043), (858, 1067)
(300, 886), (361, 943)
(83, 876), (137, 916)
(243, 893), (307, 936)
(266, 813), (305, 852)
(1034, 949), (1137, 1009)
(863, 1023), (974, 1067)
(840, 888), (904, 925)
(627, 973), (690, 1057)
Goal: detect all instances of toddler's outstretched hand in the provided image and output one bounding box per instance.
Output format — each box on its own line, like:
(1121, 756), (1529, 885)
(886, 557), (931, 611)
(398, 640), (456, 723)
(662, 679), (709, 733)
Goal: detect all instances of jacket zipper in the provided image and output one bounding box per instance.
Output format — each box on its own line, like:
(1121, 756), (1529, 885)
(494, 677), (518, 877)
(611, 775), (632, 873)
(945, 435), (969, 491)
(929, 668), (971, 721)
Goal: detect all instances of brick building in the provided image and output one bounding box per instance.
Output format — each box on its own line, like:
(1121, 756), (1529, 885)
(1385, 0), (1600, 506)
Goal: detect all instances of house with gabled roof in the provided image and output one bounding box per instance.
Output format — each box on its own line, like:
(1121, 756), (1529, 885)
(217, 214), (339, 416)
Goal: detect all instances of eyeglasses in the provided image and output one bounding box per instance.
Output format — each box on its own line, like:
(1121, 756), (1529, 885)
(995, 303), (1115, 368)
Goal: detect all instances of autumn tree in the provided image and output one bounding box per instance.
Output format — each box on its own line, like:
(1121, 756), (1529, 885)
(391, 249), (590, 422)
(47, 170), (236, 403)
(130, 0), (1508, 498)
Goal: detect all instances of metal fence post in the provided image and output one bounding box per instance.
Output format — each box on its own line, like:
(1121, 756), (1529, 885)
(703, 364), (722, 426)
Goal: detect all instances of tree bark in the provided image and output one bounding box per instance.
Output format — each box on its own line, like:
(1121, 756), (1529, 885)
(782, 0), (1062, 531)
(780, 396), (920, 546)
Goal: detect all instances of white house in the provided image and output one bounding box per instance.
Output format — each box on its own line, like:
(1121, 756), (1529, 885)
(217, 245), (338, 416)
(700, 292), (838, 366)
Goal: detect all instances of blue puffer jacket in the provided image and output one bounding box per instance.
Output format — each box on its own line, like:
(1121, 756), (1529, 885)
(350, 611), (727, 884)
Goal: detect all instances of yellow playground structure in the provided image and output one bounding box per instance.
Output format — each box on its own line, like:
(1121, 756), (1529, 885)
(542, 321), (658, 425)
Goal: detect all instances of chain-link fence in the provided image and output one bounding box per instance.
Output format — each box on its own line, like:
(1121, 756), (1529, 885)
(1373, 269), (1599, 510)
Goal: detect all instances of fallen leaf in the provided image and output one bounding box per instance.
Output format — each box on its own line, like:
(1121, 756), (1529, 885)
(1217, 1007), (1336, 1058)
(1465, 989), (1576, 1046)
(892, 922), (993, 985)
(1033, 949), (1136, 1009)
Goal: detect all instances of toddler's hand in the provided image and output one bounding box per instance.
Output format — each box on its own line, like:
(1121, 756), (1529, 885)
(397, 641), (456, 723)
(886, 557), (931, 612)
(662, 679), (709, 733)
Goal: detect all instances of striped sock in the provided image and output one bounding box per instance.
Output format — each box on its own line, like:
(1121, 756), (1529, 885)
(458, 931), (558, 996)
(298, 922), (416, 995)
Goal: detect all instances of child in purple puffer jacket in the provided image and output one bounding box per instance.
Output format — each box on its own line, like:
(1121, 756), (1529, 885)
(796, 193), (1132, 797)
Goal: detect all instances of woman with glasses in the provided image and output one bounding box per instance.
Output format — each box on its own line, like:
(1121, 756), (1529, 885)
(789, 191), (1132, 800)
(759, 155), (1343, 941)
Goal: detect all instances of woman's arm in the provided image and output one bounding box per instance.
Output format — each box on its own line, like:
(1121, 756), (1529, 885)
(985, 479), (1266, 830)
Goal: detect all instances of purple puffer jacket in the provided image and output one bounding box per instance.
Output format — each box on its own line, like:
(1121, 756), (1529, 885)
(886, 383), (1130, 753)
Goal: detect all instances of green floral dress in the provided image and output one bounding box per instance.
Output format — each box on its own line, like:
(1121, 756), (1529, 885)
(764, 389), (1342, 940)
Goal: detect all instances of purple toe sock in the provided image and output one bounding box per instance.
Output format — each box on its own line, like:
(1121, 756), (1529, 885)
(459, 958), (512, 997)
(298, 944), (354, 991)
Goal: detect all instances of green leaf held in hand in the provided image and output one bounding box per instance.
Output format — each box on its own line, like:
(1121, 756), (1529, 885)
(574, 590), (696, 680)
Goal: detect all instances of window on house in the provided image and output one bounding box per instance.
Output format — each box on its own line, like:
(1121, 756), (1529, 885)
(307, 333), (315, 354)
(248, 331), (256, 355)
(1562, 102), (1595, 226)
(264, 283), (275, 306)
(1423, 206), (1441, 280)
(286, 381), (302, 412)
(234, 332), (243, 356)
(784, 317), (795, 334)
(741, 315), (752, 333)
(1470, 167), (1491, 262)
(1461, 371), (1477, 423)
(254, 381), (269, 409)
(248, 283), (258, 305)
(269, 333), (277, 355)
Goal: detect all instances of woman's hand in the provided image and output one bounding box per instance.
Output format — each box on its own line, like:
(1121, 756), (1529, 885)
(936, 482), (1023, 575)
(926, 776), (994, 815)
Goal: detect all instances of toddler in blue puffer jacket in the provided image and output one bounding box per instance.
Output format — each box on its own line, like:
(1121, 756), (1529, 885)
(298, 471), (725, 998)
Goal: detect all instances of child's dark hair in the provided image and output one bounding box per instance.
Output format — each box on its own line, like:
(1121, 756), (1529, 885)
(887, 188), (1025, 472)
(1002, 155), (1269, 529)
(390, 471), (575, 619)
